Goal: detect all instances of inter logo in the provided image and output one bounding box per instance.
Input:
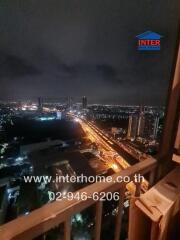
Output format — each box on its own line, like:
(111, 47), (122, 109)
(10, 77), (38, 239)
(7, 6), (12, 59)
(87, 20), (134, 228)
(136, 31), (162, 51)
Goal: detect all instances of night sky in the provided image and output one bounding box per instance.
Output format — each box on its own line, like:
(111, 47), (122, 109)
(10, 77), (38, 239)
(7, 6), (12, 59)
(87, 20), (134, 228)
(0, 0), (180, 105)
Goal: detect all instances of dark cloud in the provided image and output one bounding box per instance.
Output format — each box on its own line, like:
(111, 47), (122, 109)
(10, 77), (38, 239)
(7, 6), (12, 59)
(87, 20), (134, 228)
(0, 52), (40, 78)
(97, 64), (117, 77)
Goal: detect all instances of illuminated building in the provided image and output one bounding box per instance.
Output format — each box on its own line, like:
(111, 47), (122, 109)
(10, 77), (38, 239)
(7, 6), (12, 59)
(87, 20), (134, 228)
(137, 110), (145, 138)
(137, 113), (160, 140)
(152, 115), (160, 139)
(37, 97), (43, 112)
(67, 96), (73, 110)
(56, 111), (62, 120)
(127, 115), (139, 140)
(82, 96), (87, 109)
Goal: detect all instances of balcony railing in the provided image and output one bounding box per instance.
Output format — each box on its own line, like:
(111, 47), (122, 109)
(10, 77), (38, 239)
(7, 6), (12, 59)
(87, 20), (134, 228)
(0, 157), (156, 240)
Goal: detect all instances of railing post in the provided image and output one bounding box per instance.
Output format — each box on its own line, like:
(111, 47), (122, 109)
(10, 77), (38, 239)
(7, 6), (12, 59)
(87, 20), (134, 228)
(149, 168), (155, 188)
(64, 218), (71, 240)
(94, 201), (103, 240)
(114, 186), (126, 240)
(134, 182), (141, 197)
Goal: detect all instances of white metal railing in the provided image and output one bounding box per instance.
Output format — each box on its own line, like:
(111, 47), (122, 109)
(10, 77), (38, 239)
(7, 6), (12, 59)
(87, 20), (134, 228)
(0, 157), (156, 240)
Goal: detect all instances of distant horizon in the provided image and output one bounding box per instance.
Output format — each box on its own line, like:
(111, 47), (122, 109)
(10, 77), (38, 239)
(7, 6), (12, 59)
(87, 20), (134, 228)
(0, 98), (165, 107)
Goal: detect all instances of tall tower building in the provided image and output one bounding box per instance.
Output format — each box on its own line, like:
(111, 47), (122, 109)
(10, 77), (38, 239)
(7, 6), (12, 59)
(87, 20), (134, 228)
(67, 97), (73, 110)
(152, 115), (160, 140)
(137, 112), (145, 138)
(127, 115), (139, 140)
(82, 96), (87, 109)
(38, 97), (43, 112)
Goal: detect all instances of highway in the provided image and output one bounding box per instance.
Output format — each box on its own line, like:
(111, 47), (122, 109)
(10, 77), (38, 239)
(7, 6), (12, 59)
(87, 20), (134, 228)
(84, 120), (149, 164)
(77, 118), (129, 171)
(78, 118), (138, 166)
(73, 116), (149, 193)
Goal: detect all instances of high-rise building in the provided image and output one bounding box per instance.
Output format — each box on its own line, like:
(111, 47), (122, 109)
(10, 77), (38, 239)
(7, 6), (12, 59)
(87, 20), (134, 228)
(67, 97), (72, 110)
(38, 97), (43, 112)
(137, 112), (160, 140)
(152, 115), (159, 140)
(127, 115), (139, 140)
(137, 112), (145, 138)
(82, 96), (87, 109)
(128, 106), (160, 141)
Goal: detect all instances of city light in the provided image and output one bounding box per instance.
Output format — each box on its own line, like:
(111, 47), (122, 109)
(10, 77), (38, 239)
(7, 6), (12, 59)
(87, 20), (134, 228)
(38, 117), (55, 121)
(111, 163), (118, 170)
(74, 118), (79, 122)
